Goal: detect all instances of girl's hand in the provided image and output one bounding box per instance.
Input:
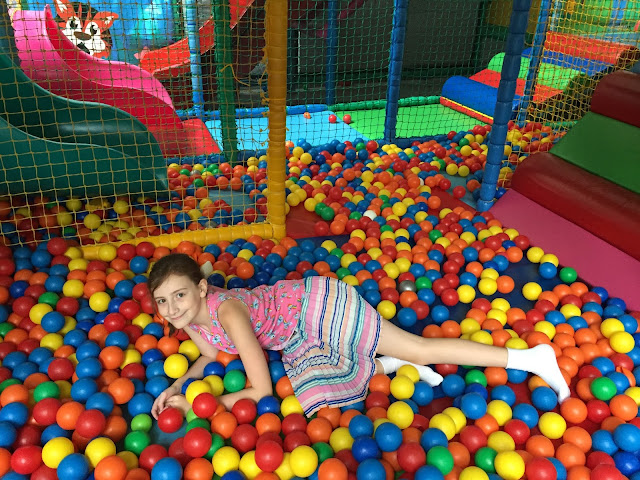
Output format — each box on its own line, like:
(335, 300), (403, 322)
(165, 394), (191, 416)
(151, 385), (179, 419)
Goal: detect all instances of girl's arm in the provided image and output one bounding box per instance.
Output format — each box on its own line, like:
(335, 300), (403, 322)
(216, 299), (274, 408)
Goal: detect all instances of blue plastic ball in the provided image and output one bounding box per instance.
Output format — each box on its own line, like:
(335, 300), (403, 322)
(530, 386), (558, 411)
(128, 393), (154, 417)
(151, 457), (183, 480)
(415, 465), (445, 480)
(0, 421), (17, 447)
(593, 429), (618, 455)
(356, 458), (386, 480)
(512, 403), (539, 429)
(412, 382), (434, 406)
(349, 414), (374, 438)
(352, 435), (381, 463)
(0, 402), (28, 427)
(614, 423), (640, 453)
(374, 422), (403, 452)
(460, 393), (487, 420)
(257, 396), (280, 415)
(420, 428), (448, 451)
(57, 453), (91, 480)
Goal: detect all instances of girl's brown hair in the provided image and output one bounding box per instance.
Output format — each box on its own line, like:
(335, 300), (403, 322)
(148, 253), (205, 336)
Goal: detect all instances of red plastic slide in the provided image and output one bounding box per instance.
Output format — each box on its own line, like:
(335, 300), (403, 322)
(138, 0), (255, 80)
(13, 6), (219, 158)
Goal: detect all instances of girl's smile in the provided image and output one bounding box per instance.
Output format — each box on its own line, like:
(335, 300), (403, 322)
(152, 274), (208, 328)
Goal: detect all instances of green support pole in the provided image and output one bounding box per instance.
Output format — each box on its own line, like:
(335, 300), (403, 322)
(213, 0), (239, 164)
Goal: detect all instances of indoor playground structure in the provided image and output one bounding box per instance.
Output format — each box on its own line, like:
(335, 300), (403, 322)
(1, 0), (640, 478)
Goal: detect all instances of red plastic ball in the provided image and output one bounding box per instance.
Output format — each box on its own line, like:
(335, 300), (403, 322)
(31, 398), (61, 426)
(503, 419), (530, 446)
(139, 444), (168, 472)
(459, 425), (487, 454)
(183, 427), (212, 458)
(231, 423), (259, 453)
(10, 445), (42, 474)
(591, 464), (623, 480)
(47, 358), (74, 381)
(525, 457), (557, 480)
(342, 114), (352, 124)
(47, 237), (68, 256)
(192, 393), (218, 419)
(75, 409), (106, 439)
(157, 407), (184, 434)
(328, 115), (337, 124)
(255, 440), (284, 473)
(283, 431), (311, 452)
(168, 438), (191, 468)
(397, 442), (426, 473)
(116, 244), (136, 261)
(231, 399), (257, 425)
(452, 186), (466, 199)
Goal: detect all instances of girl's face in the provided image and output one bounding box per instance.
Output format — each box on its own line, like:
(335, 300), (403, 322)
(152, 274), (208, 329)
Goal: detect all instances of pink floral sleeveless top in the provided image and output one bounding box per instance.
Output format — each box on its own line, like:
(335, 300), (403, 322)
(189, 280), (305, 354)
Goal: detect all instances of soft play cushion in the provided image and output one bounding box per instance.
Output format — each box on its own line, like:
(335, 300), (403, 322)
(510, 153), (640, 261)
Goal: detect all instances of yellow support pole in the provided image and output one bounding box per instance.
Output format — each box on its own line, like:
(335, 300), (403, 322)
(265, 0), (287, 240)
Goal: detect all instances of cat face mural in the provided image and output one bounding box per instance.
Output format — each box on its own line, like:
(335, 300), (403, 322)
(54, 0), (118, 58)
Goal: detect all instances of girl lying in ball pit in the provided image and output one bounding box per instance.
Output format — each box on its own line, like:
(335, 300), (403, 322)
(149, 253), (570, 418)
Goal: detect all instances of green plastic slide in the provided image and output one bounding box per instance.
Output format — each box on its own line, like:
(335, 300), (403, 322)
(0, 49), (168, 198)
(488, 53), (584, 90)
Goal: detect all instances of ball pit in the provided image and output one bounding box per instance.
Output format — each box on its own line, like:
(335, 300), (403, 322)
(0, 124), (635, 480)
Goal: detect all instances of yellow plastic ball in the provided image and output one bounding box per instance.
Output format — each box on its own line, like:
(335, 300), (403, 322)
(538, 412), (566, 439)
(390, 375), (415, 400)
(382, 263), (400, 279)
(185, 380), (212, 404)
(89, 292), (111, 312)
(539, 254), (559, 267)
(387, 401), (414, 429)
(290, 445), (318, 478)
(85, 437), (116, 468)
(56, 211), (74, 227)
(397, 364), (420, 383)
(239, 450), (262, 479)
(178, 339), (201, 362)
(68, 258), (88, 271)
(470, 330), (493, 345)
(457, 284), (476, 304)
(460, 318), (481, 335)
(601, 318), (625, 338)
(459, 466), (489, 480)
(522, 282), (542, 301)
(84, 213), (102, 230)
(29, 303), (53, 324)
(429, 413), (457, 440)
(494, 451), (525, 480)
(281, 395), (304, 416)
(132, 313), (153, 329)
(120, 349), (141, 368)
(62, 279), (84, 298)
(275, 453), (294, 480)
(391, 202), (407, 216)
(625, 386), (640, 406)
(526, 247), (545, 263)
(486, 309), (507, 326)
(329, 427), (354, 452)
(113, 200), (130, 214)
(491, 298), (511, 312)
(212, 446), (241, 477)
(376, 300), (397, 320)
(443, 407), (467, 433)
(487, 400), (512, 426)
(610, 331), (635, 353)
(42, 437), (75, 468)
(40, 333), (63, 351)
(534, 320), (556, 341)
(560, 303), (582, 319)
(204, 375), (225, 396)
(164, 353), (189, 379)
(487, 431), (516, 452)
(478, 278), (498, 296)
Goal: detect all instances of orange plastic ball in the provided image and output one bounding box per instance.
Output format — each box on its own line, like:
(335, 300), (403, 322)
(559, 398), (588, 425)
(555, 443), (586, 469)
(184, 458), (214, 480)
(94, 455), (127, 480)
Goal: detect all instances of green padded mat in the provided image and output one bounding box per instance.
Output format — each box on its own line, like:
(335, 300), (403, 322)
(551, 111), (640, 194)
(334, 104), (480, 140)
(488, 52), (584, 89)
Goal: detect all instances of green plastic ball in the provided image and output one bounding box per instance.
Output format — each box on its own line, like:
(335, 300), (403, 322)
(205, 433), (225, 460)
(0, 379), (20, 393)
(426, 445), (454, 475)
(465, 370), (488, 387)
(193, 178), (205, 188)
(415, 277), (432, 290)
(474, 447), (497, 473)
(330, 249), (344, 259)
(34, 381), (60, 402)
(429, 230), (443, 241)
(186, 409), (199, 423)
(320, 209), (334, 221)
(559, 267), (578, 283)
(124, 431), (150, 455)
(0, 323), (14, 337)
(590, 376), (617, 401)
(380, 225), (393, 233)
(336, 268), (351, 280)
(38, 292), (59, 308)
(312, 442), (334, 462)
(131, 414), (153, 432)
(349, 212), (362, 220)
(186, 418), (211, 432)
(223, 370), (246, 393)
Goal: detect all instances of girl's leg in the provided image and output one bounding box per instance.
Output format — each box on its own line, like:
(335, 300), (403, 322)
(376, 319), (570, 402)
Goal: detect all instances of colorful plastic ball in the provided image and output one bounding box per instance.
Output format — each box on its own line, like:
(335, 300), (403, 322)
(56, 453), (90, 480)
(151, 457), (183, 480)
(164, 354), (189, 379)
(10, 445), (42, 475)
(42, 437), (75, 468)
(559, 267), (577, 283)
(158, 407), (184, 433)
(192, 393), (218, 419)
(184, 427), (213, 458)
(474, 447), (497, 474)
(591, 377), (618, 401)
(460, 394), (487, 421)
(426, 445), (454, 476)
(356, 458), (385, 480)
(593, 430), (618, 455)
(610, 332), (635, 354)
(85, 437), (117, 468)
(75, 409), (107, 439)
(614, 423), (640, 452)
(289, 445), (318, 477)
(318, 457), (348, 480)
(212, 446), (241, 477)
(398, 442), (427, 473)
(387, 401), (414, 429)
(255, 440), (284, 472)
(458, 466), (489, 480)
(531, 387), (558, 411)
(328, 114), (337, 123)
(375, 421), (403, 452)
(0, 402), (28, 426)
(493, 451), (524, 479)
(538, 412), (567, 440)
(525, 457), (557, 480)
(390, 375), (415, 400)
(352, 436), (380, 463)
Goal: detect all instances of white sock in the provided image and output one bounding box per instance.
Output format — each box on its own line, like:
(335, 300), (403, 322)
(377, 356), (444, 386)
(507, 344), (571, 403)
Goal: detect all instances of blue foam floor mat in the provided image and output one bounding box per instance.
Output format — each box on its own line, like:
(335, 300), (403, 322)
(206, 111), (369, 151)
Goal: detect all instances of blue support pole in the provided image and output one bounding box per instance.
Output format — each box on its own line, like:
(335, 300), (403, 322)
(383, 0), (408, 143)
(184, 0), (205, 121)
(326, 0), (338, 105)
(516, 0), (553, 124)
(477, 0), (532, 212)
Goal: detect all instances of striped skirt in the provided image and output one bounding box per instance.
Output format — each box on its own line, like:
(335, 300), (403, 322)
(281, 276), (381, 416)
